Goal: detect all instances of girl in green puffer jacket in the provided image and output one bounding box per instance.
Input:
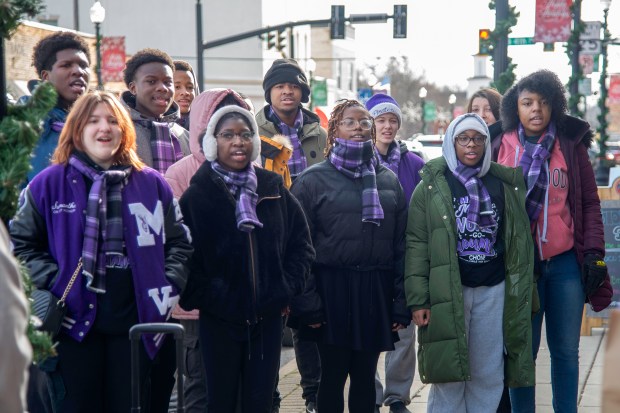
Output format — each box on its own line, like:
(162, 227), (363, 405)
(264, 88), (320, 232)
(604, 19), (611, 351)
(404, 113), (535, 413)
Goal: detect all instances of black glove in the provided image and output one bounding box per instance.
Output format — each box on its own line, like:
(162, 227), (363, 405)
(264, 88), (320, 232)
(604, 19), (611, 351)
(582, 254), (607, 297)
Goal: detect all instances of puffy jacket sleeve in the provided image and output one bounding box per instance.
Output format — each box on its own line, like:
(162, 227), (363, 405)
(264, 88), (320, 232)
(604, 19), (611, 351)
(178, 185), (207, 311)
(163, 197), (193, 292)
(404, 183), (431, 312)
(9, 188), (58, 289)
(391, 181), (411, 326)
(577, 144), (604, 257)
(288, 176), (324, 326)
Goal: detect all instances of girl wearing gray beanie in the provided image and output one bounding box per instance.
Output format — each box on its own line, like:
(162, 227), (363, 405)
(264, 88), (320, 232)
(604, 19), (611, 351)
(404, 113), (535, 412)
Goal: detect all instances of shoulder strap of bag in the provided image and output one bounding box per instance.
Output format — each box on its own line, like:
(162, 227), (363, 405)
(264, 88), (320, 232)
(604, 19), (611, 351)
(58, 258), (82, 305)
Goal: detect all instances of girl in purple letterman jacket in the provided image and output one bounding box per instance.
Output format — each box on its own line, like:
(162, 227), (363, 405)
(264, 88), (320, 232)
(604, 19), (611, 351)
(10, 91), (193, 413)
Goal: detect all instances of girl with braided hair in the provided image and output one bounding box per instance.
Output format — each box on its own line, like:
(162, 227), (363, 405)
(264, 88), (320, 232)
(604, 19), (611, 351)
(291, 99), (410, 413)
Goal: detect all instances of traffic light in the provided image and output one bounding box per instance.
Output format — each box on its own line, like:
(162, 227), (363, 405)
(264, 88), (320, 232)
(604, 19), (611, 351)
(393, 5), (407, 39)
(266, 31), (277, 50)
(276, 28), (286, 52)
(478, 29), (492, 55)
(331, 5), (345, 39)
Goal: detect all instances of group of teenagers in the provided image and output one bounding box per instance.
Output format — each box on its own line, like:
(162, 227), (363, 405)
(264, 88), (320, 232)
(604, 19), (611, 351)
(7, 29), (614, 413)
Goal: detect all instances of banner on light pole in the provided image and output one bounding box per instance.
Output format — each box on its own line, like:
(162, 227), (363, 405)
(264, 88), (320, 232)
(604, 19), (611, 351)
(101, 37), (126, 83)
(534, 0), (571, 43)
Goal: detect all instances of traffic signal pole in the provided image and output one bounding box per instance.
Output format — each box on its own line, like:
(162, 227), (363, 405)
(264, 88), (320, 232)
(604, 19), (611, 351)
(195, 7), (406, 88)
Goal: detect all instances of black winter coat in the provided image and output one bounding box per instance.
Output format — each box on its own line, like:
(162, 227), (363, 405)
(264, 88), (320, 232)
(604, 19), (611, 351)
(291, 160), (410, 352)
(179, 162), (316, 325)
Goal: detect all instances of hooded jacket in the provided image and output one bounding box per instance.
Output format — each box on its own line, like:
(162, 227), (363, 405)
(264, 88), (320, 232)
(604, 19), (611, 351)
(491, 115), (612, 311)
(120, 91), (191, 169)
(260, 134), (293, 188)
(405, 157), (535, 386)
(256, 105), (327, 168)
(165, 89), (249, 320)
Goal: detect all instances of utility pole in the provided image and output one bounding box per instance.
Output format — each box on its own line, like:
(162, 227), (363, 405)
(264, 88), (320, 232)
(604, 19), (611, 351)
(195, 0), (204, 91)
(74, 0), (80, 31)
(493, 0), (509, 82)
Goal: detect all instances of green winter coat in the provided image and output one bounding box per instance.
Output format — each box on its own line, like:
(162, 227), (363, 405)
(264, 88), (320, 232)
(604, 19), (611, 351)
(404, 157), (535, 388)
(256, 106), (327, 167)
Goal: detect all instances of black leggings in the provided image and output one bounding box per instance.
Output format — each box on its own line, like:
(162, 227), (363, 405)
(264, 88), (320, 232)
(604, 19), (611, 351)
(49, 329), (174, 413)
(317, 342), (380, 413)
(199, 314), (282, 413)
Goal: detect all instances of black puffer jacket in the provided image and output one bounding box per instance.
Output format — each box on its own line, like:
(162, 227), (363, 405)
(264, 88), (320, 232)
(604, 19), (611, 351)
(179, 162), (316, 325)
(291, 160), (410, 351)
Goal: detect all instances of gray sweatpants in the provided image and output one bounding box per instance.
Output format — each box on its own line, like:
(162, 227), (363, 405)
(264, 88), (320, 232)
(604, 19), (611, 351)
(427, 281), (505, 413)
(374, 323), (417, 406)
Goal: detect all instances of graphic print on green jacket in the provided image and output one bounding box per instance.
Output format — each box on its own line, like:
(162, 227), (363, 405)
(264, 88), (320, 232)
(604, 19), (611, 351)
(404, 157), (536, 387)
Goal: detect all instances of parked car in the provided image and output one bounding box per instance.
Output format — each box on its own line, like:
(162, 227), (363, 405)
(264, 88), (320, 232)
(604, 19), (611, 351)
(410, 134), (444, 160)
(402, 139), (429, 162)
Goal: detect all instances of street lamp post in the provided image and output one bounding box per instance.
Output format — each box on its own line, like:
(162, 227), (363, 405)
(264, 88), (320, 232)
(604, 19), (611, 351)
(90, 1), (106, 90)
(419, 87), (428, 134)
(448, 94), (457, 121)
(596, 0), (612, 186)
(307, 58), (316, 111)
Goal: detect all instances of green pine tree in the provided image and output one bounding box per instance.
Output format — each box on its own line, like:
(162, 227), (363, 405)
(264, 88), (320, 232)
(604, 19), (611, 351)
(1, 0), (57, 362)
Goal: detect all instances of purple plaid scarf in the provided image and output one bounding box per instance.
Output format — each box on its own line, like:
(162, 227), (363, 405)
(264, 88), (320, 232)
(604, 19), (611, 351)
(269, 107), (307, 176)
(329, 138), (384, 225)
(69, 155), (132, 293)
(452, 161), (497, 230)
(375, 141), (401, 175)
(517, 122), (556, 221)
(211, 161), (263, 232)
(135, 120), (184, 175)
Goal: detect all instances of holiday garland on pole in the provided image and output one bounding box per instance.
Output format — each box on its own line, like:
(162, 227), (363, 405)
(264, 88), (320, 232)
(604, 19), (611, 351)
(1, 0), (57, 362)
(488, 0), (520, 94)
(566, 1), (585, 119)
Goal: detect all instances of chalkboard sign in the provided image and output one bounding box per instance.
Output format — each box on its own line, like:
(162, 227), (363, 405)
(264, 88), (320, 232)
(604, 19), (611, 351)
(586, 199), (620, 318)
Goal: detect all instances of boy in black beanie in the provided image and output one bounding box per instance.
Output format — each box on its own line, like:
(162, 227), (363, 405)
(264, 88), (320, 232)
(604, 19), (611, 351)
(257, 58), (325, 413)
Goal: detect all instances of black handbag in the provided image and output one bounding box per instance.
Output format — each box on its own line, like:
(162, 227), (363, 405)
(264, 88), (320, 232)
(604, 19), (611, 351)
(32, 259), (82, 338)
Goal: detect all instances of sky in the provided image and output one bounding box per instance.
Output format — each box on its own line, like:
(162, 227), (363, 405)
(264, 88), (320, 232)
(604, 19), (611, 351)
(268, 0), (620, 92)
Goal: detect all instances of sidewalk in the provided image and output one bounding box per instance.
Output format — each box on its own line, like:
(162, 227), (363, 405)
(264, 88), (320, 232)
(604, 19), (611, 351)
(279, 325), (608, 412)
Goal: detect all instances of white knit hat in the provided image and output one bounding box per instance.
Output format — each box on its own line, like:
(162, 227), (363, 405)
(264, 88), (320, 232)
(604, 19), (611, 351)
(202, 106), (261, 162)
(365, 93), (402, 126)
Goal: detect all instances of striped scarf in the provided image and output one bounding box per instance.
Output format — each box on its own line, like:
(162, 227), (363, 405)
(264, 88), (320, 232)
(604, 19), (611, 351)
(211, 161), (263, 232)
(269, 107), (307, 176)
(375, 141), (401, 175)
(518, 122), (556, 222)
(135, 120), (184, 174)
(329, 138), (384, 225)
(452, 161), (496, 230)
(69, 155), (131, 293)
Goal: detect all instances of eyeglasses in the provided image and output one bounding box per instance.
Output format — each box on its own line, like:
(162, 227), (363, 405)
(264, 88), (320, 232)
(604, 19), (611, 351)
(455, 134), (486, 146)
(216, 131), (253, 142)
(339, 118), (373, 131)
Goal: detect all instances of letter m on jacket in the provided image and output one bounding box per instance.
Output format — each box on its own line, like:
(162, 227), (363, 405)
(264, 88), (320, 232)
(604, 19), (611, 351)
(128, 201), (164, 246)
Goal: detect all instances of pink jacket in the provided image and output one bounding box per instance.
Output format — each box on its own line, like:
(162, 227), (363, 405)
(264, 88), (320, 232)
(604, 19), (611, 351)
(165, 89), (249, 318)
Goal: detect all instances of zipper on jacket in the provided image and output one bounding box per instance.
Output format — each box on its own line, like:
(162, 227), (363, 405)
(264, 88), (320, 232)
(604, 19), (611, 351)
(247, 232), (259, 325)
